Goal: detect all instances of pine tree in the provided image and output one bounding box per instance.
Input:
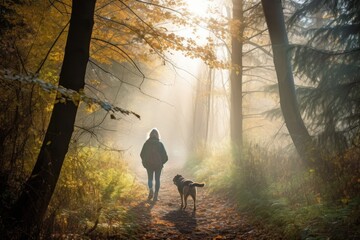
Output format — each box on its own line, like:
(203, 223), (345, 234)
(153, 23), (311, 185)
(289, 0), (360, 154)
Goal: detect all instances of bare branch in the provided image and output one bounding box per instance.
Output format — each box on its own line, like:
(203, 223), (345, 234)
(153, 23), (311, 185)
(243, 73), (275, 80)
(88, 59), (140, 89)
(36, 21), (70, 74)
(244, 2), (261, 13)
(14, 44), (28, 75)
(117, 0), (160, 38)
(244, 41), (272, 57)
(95, 0), (117, 12)
(246, 28), (268, 41)
(92, 37), (145, 79)
(134, 0), (183, 15)
(88, 59), (174, 107)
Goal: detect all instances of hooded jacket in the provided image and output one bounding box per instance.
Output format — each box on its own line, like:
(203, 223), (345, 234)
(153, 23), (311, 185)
(140, 137), (168, 170)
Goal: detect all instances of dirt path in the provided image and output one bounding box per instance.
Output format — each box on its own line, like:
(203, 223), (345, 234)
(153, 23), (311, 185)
(113, 168), (279, 240)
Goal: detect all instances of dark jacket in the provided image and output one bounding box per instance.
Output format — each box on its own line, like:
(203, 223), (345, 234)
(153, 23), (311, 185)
(140, 137), (168, 170)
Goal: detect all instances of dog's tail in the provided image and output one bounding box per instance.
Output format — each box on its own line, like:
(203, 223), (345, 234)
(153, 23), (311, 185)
(190, 183), (205, 188)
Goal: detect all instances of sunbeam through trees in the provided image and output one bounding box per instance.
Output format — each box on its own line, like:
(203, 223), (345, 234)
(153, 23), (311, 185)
(0, 0), (359, 239)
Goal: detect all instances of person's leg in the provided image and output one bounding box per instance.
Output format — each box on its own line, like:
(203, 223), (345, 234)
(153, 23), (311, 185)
(146, 168), (154, 200)
(153, 168), (162, 201)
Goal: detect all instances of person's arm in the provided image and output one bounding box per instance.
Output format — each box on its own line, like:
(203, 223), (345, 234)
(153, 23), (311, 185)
(159, 142), (168, 164)
(140, 142), (147, 168)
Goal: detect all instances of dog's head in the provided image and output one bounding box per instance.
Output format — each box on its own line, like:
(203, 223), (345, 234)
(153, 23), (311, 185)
(173, 174), (183, 185)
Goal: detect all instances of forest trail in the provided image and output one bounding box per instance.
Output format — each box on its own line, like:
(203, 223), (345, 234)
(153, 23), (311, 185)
(115, 168), (280, 240)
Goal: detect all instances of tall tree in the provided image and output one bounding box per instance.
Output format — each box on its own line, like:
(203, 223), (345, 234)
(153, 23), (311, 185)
(260, 0), (320, 167)
(289, 0), (360, 154)
(192, 65), (213, 148)
(230, 0), (244, 158)
(8, 0), (97, 237)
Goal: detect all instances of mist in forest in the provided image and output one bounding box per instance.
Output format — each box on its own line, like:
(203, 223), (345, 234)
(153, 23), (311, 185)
(92, 56), (284, 175)
(2, 0), (358, 238)
(109, 54), (198, 172)
(81, 0), (287, 175)
(86, 49), (286, 176)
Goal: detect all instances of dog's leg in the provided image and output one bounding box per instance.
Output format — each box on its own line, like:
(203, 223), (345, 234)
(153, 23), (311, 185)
(191, 188), (197, 211)
(179, 192), (184, 209)
(184, 193), (188, 210)
(192, 195), (196, 211)
(183, 186), (189, 210)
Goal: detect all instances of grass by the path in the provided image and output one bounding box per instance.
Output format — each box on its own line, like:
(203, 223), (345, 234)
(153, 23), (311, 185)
(186, 145), (360, 240)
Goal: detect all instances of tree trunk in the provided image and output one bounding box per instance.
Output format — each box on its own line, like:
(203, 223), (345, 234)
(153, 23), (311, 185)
(8, 0), (96, 237)
(260, 0), (320, 167)
(230, 0), (244, 159)
(192, 65), (212, 149)
(204, 68), (213, 146)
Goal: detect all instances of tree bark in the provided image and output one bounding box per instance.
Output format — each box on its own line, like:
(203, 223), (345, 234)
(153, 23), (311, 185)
(8, 0), (97, 237)
(260, 0), (320, 167)
(230, 0), (244, 159)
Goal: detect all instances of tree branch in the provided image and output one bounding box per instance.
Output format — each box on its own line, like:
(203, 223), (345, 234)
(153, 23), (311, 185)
(36, 20), (70, 74)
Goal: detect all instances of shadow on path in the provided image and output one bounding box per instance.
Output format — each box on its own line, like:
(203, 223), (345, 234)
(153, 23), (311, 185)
(118, 200), (155, 238)
(162, 210), (197, 234)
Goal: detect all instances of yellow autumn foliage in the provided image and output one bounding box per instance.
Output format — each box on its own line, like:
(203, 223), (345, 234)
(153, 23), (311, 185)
(3, 0), (239, 85)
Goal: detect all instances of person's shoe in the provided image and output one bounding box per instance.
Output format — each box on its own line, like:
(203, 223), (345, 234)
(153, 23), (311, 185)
(147, 189), (154, 200)
(153, 191), (159, 201)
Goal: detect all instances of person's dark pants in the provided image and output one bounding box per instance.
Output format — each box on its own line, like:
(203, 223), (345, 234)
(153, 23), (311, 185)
(146, 168), (162, 193)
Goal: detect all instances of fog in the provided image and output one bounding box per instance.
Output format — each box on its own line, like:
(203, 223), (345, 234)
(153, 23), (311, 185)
(77, 0), (290, 177)
(112, 53), (199, 172)
(78, 52), (203, 175)
(82, 52), (288, 178)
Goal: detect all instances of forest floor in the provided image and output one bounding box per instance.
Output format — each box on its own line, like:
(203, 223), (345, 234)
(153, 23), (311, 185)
(109, 168), (282, 240)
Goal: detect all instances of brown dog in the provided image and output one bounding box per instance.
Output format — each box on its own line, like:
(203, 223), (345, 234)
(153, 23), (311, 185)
(173, 174), (205, 211)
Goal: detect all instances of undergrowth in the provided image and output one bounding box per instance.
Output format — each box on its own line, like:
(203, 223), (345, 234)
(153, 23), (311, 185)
(43, 146), (147, 238)
(186, 143), (360, 239)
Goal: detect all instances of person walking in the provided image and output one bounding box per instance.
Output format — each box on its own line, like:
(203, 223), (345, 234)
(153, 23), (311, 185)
(140, 128), (168, 201)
